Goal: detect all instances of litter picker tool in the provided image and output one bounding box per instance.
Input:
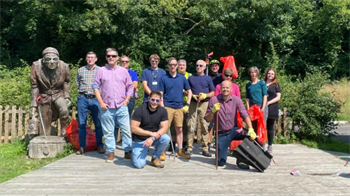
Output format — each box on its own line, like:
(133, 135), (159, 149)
(168, 127), (176, 161)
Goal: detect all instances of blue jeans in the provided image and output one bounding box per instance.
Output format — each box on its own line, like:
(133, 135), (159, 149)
(132, 134), (170, 169)
(114, 98), (134, 134)
(99, 106), (132, 153)
(77, 95), (103, 148)
(218, 127), (247, 166)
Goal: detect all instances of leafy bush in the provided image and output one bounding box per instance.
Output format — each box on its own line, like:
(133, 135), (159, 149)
(281, 71), (341, 142)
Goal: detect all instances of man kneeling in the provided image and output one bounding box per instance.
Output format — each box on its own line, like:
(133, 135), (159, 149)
(131, 90), (170, 168)
(205, 81), (257, 168)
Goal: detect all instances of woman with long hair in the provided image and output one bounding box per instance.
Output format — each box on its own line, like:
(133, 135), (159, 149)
(264, 68), (281, 153)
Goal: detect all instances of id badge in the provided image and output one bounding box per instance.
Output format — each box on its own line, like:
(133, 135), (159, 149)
(152, 81), (158, 85)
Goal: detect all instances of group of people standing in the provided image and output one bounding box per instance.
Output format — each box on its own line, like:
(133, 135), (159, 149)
(76, 48), (281, 169)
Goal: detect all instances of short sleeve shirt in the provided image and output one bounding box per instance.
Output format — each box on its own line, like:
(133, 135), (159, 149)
(132, 103), (168, 141)
(141, 68), (166, 102)
(158, 73), (190, 108)
(188, 74), (215, 102)
(245, 80), (268, 107)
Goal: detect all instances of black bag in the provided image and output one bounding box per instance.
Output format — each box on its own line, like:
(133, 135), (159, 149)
(231, 138), (273, 172)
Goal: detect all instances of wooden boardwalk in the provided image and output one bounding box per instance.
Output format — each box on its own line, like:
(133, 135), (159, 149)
(0, 143), (349, 196)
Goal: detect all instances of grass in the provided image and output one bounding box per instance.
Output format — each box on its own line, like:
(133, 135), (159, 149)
(301, 139), (350, 154)
(0, 140), (74, 183)
(321, 78), (350, 121)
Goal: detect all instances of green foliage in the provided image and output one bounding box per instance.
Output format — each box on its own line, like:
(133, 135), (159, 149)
(281, 71), (341, 141)
(0, 61), (31, 107)
(1, 0), (349, 79)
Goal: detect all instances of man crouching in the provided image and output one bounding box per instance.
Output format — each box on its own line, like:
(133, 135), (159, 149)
(131, 90), (170, 168)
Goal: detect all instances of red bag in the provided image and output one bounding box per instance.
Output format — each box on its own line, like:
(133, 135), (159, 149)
(248, 105), (267, 145)
(66, 118), (97, 151)
(229, 111), (243, 150)
(220, 55), (238, 79)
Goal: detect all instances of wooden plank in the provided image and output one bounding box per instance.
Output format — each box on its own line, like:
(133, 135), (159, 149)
(24, 108), (29, 136)
(18, 106), (23, 140)
(57, 119), (61, 136)
(0, 105), (3, 144)
(283, 107), (288, 136)
(11, 105), (17, 142)
(277, 112), (282, 134)
(72, 107), (77, 120)
(4, 105), (10, 143)
(0, 143), (349, 195)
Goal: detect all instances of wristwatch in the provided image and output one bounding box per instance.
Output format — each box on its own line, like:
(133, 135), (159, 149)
(151, 137), (156, 141)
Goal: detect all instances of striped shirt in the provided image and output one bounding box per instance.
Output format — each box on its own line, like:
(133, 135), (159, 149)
(77, 65), (100, 95)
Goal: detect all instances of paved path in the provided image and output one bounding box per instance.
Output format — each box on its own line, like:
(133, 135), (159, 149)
(333, 124), (350, 144)
(0, 144), (349, 196)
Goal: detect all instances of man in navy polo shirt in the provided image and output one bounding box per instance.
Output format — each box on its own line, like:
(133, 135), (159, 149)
(158, 57), (192, 160)
(141, 54), (166, 103)
(186, 59), (215, 157)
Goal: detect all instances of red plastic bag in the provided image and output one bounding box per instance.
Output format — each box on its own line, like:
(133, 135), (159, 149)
(66, 118), (97, 151)
(230, 111), (243, 150)
(248, 105), (267, 145)
(220, 55), (238, 79)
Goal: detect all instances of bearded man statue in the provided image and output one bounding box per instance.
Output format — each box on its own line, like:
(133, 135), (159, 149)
(29, 47), (71, 137)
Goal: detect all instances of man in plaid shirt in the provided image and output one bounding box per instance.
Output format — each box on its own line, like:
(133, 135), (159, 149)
(76, 51), (104, 155)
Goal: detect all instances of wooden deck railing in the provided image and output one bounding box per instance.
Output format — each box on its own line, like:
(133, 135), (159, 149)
(0, 105), (77, 144)
(0, 105), (290, 144)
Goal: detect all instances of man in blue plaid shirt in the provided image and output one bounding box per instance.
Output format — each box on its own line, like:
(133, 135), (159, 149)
(76, 51), (104, 155)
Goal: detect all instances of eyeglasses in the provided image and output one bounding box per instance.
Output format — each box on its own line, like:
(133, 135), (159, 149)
(106, 55), (117, 58)
(168, 64), (177, 67)
(225, 74), (233, 77)
(196, 64), (204, 67)
(121, 61), (129, 63)
(151, 98), (160, 103)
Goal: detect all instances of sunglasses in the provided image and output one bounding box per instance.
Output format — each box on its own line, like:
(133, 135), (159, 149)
(196, 64), (204, 67)
(151, 98), (160, 103)
(121, 61), (129, 63)
(106, 55), (117, 58)
(168, 64), (177, 67)
(151, 60), (159, 63)
(225, 74), (233, 77)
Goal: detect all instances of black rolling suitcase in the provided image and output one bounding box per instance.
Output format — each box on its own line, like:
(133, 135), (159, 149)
(231, 138), (273, 172)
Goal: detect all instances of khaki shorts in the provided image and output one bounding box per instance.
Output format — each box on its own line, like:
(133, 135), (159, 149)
(165, 107), (184, 128)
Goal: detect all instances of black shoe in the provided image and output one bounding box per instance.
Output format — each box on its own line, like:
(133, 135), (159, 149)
(236, 159), (250, 169)
(202, 150), (212, 157)
(124, 151), (132, 159)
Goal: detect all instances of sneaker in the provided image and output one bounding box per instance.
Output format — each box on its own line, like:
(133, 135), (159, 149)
(185, 150), (192, 155)
(160, 151), (166, 161)
(97, 146), (106, 154)
(236, 159), (250, 169)
(267, 145), (273, 153)
(106, 152), (115, 163)
(124, 151), (132, 159)
(202, 150), (212, 157)
(150, 157), (164, 168)
(177, 149), (191, 159)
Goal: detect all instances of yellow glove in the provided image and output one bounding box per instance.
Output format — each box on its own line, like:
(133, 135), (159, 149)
(183, 105), (189, 113)
(211, 103), (221, 113)
(199, 93), (207, 101)
(192, 95), (198, 101)
(248, 128), (257, 141)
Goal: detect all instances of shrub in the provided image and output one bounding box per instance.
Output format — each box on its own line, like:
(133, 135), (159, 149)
(281, 71), (341, 142)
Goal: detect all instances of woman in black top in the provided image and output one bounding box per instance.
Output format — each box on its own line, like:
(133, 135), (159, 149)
(264, 68), (281, 153)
